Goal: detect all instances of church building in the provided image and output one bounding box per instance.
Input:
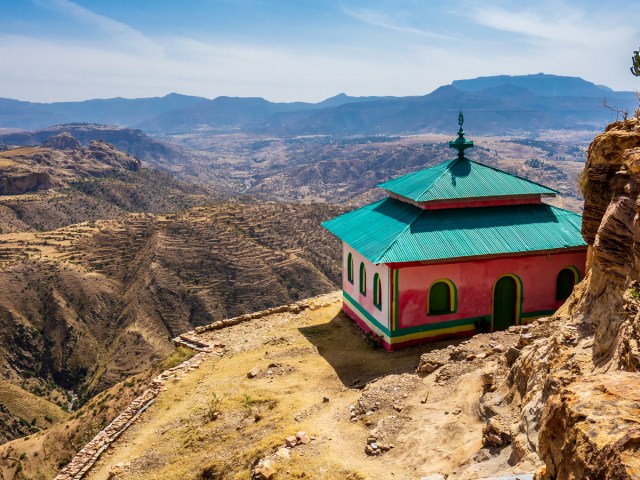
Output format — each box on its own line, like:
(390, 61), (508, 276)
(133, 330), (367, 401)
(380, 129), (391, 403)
(322, 114), (587, 350)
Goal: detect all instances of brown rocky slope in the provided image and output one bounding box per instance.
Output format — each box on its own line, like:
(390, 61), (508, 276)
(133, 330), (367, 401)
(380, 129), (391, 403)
(0, 140), (141, 196)
(0, 123), (190, 165)
(0, 136), (345, 451)
(0, 138), (213, 233)
(0, 202), (342, 412)
(475, 118), (640, 479)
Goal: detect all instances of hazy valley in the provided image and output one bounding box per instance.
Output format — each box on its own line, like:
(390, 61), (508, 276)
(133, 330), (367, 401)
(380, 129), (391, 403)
(0, 72), (638, 480)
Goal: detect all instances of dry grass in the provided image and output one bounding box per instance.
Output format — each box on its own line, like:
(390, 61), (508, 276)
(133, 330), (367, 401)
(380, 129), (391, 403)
(83, 299), (407, 479)
(0, 147), (40, 158)
(162, 346), (196, 370)
(82, 297), (491, 480)
(0, 380), (69, 428)
(0, 158), (16, 167)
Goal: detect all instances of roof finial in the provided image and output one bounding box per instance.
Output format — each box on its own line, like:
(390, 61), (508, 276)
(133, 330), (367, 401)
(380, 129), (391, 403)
(449, 110), (473, 159)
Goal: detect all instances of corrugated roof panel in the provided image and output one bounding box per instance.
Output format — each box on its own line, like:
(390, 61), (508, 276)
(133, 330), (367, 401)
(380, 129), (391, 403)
(378, 158), (557, 203)
(321, 198), (421, 262)
(322, 198), (586, 264)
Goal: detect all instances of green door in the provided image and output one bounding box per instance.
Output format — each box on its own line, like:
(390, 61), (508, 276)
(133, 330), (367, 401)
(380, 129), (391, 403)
(556, 269), (575, 300)
(493, 276), (517, 331)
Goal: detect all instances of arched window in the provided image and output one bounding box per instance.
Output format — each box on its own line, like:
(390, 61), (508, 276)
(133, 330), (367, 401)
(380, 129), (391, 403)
(556, 267), (579, 301)
(359, 262), (367, 295)
(427, 279), (456, 315)
(347, 253), (354, 284)
(373, 273), (382, 310)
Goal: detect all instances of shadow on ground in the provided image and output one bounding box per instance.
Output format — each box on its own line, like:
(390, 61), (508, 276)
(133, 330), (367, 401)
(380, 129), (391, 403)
(299, 310), (465, 388)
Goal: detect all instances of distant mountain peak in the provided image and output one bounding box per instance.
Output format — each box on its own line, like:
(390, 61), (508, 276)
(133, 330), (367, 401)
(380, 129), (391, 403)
(0, 74), (634, 134)
(451, 73), (611, 98)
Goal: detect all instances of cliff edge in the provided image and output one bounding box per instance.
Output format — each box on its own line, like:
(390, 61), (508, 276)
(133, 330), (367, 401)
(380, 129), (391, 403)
(502, 119), (640, 479)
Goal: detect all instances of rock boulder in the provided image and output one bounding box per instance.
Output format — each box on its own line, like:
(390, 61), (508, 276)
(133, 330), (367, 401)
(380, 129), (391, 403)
(538, 372), (640, 480)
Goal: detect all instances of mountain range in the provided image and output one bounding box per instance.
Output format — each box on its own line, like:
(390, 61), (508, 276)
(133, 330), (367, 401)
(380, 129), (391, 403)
(0, 74), (636, 135)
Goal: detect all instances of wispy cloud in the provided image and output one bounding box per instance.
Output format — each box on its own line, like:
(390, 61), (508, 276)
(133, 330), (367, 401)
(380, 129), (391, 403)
(1, 0), (638, 102)
(0, 32), (450, 102)
(469, 3), (635, 47)
(33, 0), (161, 53)
(340, 3), (450, 40)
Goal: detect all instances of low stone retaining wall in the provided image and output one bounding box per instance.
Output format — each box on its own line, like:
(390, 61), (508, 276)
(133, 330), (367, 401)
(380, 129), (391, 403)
(54, 292), (340, 479)
(54, 349), (209, 480)
(176, 292), (340, 347)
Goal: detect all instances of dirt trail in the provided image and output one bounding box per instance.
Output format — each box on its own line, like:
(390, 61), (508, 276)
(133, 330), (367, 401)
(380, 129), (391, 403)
(85, 293), (534, 480)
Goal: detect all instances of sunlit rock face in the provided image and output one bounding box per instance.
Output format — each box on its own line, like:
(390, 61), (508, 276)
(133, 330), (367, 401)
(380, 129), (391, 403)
(503, 119), (640, 479)
(538, 372), (640, 480)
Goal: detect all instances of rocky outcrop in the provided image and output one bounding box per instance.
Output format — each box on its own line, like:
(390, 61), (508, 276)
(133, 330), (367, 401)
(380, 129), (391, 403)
(581, 119), (640, 246)
(502, 119), (640, 479)
(0, 141), (141, 197)
(84, 140), (140, 171)
(0, 171), (51, 195)
(577, 119), (640, 369)
(538, 372), (640, 480)
(43, 132), (82, 150)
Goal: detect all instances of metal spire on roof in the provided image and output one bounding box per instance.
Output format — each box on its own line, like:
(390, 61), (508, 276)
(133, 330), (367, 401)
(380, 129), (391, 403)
(449, 110), (474, 159)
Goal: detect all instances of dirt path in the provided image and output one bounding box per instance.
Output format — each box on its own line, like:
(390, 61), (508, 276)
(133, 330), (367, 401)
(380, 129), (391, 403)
(85, 293), (533, 480)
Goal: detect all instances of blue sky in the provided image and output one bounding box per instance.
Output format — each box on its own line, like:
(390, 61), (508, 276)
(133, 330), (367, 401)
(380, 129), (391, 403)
(1, 0), (639, 102)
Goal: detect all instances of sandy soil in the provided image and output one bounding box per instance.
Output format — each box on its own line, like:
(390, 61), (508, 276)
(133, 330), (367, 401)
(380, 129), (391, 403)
(82, 293), (538, 480)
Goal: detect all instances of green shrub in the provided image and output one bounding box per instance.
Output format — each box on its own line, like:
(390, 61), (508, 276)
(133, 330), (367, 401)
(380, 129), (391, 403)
(162, 346), (195, 369)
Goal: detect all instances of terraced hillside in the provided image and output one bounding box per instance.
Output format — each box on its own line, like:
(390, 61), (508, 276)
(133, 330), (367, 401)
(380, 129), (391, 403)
(0, 201), (343, 444)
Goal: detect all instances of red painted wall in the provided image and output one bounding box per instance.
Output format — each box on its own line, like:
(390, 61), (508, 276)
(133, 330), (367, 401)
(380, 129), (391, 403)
(396, 250), (587, 329)
(386, 192), (543, 210)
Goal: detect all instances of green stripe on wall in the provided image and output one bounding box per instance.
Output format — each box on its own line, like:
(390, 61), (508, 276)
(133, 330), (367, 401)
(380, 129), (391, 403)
(343, 291), (391, 336)
(343, 291), (479, 337)
(394, 316), (479, 336)
(343, 290), (558, 339)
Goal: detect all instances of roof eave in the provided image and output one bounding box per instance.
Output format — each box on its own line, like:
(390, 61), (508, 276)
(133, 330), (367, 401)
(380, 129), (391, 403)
(380, 245), (588, 266)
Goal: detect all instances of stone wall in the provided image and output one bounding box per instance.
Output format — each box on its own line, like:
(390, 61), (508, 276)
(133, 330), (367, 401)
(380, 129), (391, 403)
(54, 292), (338, 480)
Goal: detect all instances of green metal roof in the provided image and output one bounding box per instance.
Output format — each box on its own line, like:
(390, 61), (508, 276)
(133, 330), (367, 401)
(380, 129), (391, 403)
(378, 158), (557, 203)
(322, 198), (586, 264)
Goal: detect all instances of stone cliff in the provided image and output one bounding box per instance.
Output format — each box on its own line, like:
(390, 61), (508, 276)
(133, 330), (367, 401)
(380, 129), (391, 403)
(42, 132), (82, 151)
(501, 119), (640, 479)
(0, 138), (141, 195)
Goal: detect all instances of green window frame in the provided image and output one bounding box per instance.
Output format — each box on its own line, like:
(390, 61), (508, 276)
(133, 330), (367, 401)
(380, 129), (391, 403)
(427, 279), (457, 315)
(373, 273), (382, 310)
(347, 253), (354, 284)
(359, 262), (367, 295)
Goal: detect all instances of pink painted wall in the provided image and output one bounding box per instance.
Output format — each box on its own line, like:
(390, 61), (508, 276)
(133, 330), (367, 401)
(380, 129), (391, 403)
(342, 243), (390, 329)
(396, 250), (587, 329)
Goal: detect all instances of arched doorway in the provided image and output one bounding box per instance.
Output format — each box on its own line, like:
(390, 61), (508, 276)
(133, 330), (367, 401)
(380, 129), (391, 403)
(492, 275), (520, 331)
(556, 267), (579, 301)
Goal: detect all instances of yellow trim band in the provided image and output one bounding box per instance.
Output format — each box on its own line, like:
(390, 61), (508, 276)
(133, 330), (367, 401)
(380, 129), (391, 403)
(426, 278), (457, 315)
